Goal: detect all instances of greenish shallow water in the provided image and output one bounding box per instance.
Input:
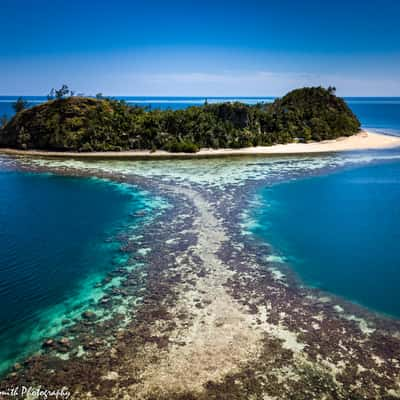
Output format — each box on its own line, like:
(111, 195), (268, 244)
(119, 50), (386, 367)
(249, 160), (400, 318)
(0, 170), (157, 374)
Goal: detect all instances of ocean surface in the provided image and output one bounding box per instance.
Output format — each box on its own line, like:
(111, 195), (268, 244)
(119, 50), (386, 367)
(1, 95), (400, 374)
(248, 160), (400, 318)
(0, 171), (155, 374)
(1, 96), (400, 135)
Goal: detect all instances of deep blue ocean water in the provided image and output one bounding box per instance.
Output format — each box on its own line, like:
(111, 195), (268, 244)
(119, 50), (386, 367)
(250, 161), (400, 318)
(0, 171), (152, 374)
(0, 96), (274, 117)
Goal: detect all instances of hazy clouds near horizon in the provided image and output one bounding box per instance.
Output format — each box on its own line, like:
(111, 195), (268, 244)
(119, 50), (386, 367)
(1, 0), (399, 96)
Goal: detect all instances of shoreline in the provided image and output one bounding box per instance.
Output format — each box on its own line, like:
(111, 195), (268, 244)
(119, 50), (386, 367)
(1, 131), (400, 159)
(2, 154), (400, 398)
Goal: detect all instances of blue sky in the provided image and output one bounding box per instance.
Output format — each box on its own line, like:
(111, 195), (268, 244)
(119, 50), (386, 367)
(0, 0), (399, 96)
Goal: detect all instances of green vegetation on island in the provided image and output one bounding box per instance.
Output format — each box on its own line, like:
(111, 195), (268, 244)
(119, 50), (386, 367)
(0, 86), (360, 152)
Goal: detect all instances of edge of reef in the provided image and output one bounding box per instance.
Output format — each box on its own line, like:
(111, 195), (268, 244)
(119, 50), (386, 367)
(1, 157), (400, 399)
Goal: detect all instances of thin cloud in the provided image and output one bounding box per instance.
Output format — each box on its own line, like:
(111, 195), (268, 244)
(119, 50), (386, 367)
(128, 71), (400, 97)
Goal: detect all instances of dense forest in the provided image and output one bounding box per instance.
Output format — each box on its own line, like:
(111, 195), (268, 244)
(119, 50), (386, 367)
(0, 87), (360, 152)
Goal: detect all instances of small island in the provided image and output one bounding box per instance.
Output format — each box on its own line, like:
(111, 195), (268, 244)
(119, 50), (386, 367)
(3, 0), (400, 398)
(0, 87), (361, 153)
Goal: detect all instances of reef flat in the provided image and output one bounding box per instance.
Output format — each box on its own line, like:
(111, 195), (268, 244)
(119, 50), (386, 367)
(1, 153), (400, 399)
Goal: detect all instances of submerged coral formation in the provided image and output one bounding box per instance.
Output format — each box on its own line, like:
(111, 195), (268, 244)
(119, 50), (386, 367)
(1, 154), (400, 399)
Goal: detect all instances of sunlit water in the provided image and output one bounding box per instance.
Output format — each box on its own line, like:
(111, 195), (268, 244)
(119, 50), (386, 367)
(0, 170), (159, 374)
(10, 146), (400, 319)
(1, 95), (400, 375)
(247, 160), (400, 317)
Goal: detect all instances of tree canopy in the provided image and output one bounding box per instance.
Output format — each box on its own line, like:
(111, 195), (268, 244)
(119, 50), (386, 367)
(12, 97), (29, 113)
(0, 87), (360, 152)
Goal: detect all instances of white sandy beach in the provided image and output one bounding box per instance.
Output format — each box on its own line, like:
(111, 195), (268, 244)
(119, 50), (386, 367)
(1, 131), (399, 159)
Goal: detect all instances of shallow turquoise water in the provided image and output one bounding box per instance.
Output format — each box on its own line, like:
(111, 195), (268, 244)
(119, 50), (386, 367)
(0, 170), (153, 374)
(250, 160), (400, 318)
